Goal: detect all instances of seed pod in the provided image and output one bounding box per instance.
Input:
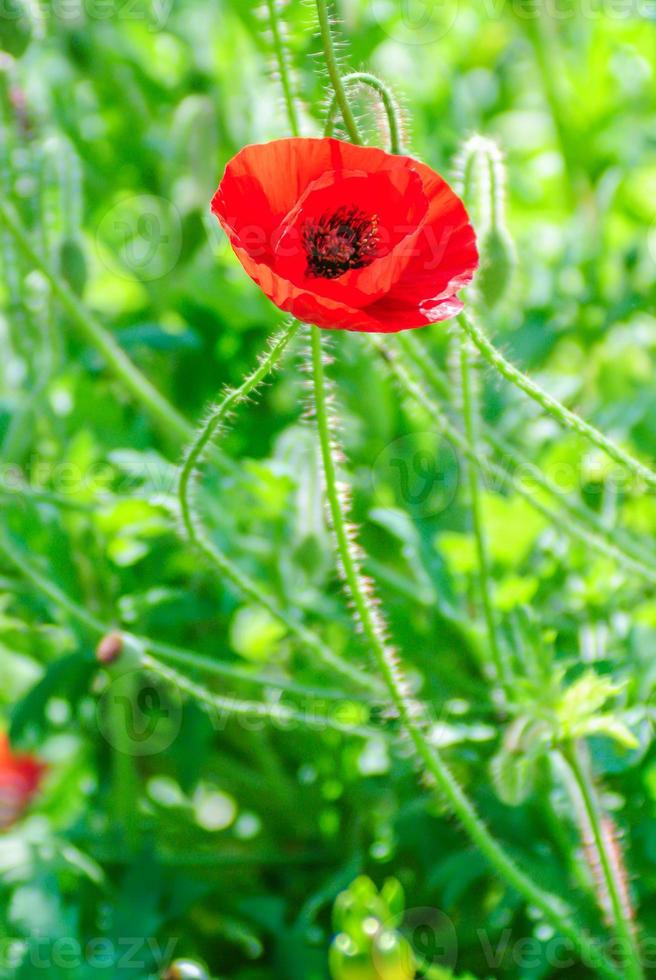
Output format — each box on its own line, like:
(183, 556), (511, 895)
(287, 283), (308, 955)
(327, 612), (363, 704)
(0, 0), (33, 59)
(59, 237), (87, 296)
(95, 632), (124, 666)
(476, 224), (515, 310)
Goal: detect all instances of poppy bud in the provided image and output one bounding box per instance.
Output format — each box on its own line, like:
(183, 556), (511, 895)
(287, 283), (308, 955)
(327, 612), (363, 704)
(163, 961), (210, 980)
(0, 733), (46, 829)
(96, 632), (124, 666)
(456, 135), (514, 310)
(476, 224), (515, 310)
(0, 0), (33, 59)
(59, 238), (87, 296)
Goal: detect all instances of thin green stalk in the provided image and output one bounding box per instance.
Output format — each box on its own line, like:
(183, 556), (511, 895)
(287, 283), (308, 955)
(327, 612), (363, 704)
(310, 325), (620, 980)
(325, 72), (401, 153)
(0, 199), (191, 445)
(314, 0), (362, 144)
(0, 528), (371, 702)
(265, 0), (301, 137)
(106, 658), (141, 851)
(563, 743), (642, 980)
(141, 655), (375, 739)
(458, 325), (509, 687)
(379, 336), (656, 587)
(461, 312), (656, 495)
(178, 321), (380, 694)
(515, 2), (579, 202)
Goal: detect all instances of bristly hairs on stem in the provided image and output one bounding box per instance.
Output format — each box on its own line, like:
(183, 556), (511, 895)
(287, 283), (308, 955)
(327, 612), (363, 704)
(461, 309), (656, 495)
(308, 325), (422, 717)
(324, 72), (404, 154)
(177, 320), (381, 695)
(312, 0), (362, 144)
(563, 743), (642, 979)
(581, 813), (635, 933)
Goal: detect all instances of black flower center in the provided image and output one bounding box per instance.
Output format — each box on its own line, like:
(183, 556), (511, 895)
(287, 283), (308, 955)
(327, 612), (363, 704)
(302, 205), (379, 279)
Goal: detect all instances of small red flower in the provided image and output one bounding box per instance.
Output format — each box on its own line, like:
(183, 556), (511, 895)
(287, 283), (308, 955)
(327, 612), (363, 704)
(211, 138), (478, 333)
(0, 733), (46, 829)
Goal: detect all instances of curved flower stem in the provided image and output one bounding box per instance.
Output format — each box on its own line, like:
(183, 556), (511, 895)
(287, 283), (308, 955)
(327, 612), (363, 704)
(0, 199), (191, 445)
(378, 336), (656, 587)
(325, 72), (401, 153)
(461, 311), (656, 494)
(265, 0), (301, 137)
(310, 325), (620, 980)
(397, 331), (656, 578)
(314, 0), (362, 144)
(178, 320), (380, 694)
(458, 326), (510, 687)
(0, 526), (372, 703)
(562, 743), (643, 980)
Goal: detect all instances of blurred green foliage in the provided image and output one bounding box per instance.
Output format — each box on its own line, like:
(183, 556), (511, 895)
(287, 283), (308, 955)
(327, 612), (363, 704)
(0, 0), (655, 978)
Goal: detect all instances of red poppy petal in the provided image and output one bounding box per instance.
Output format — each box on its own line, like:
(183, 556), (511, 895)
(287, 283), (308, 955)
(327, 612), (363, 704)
(379, 161), (478, 310)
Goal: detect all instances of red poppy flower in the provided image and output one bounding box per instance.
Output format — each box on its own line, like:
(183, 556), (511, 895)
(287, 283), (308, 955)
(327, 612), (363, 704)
(211, 137), (478, 333)
(0, 733), (46, 829)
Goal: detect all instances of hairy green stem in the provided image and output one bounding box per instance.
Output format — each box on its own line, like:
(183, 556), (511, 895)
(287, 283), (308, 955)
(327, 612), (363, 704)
(265, 0), (301, 137)
(461, 312), (656, 494)
(397, 331), (656, 579)
(177, 321), (379, 693)
(325, 72), (401, 153)
(379, 336), (656, 588)
(314, 0), (362, 144)
(310, 325), (619, 979)
(458, 326), (509, 686)
(563, 744), (642, 979)
(0, 199), (191, 444)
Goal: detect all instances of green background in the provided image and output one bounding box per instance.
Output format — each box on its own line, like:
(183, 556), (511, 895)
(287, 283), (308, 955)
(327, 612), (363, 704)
(0, 0), (655, 977)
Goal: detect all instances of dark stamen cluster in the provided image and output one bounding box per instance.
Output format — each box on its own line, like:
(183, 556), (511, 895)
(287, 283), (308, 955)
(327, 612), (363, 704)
(302, 205), (379, 279)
